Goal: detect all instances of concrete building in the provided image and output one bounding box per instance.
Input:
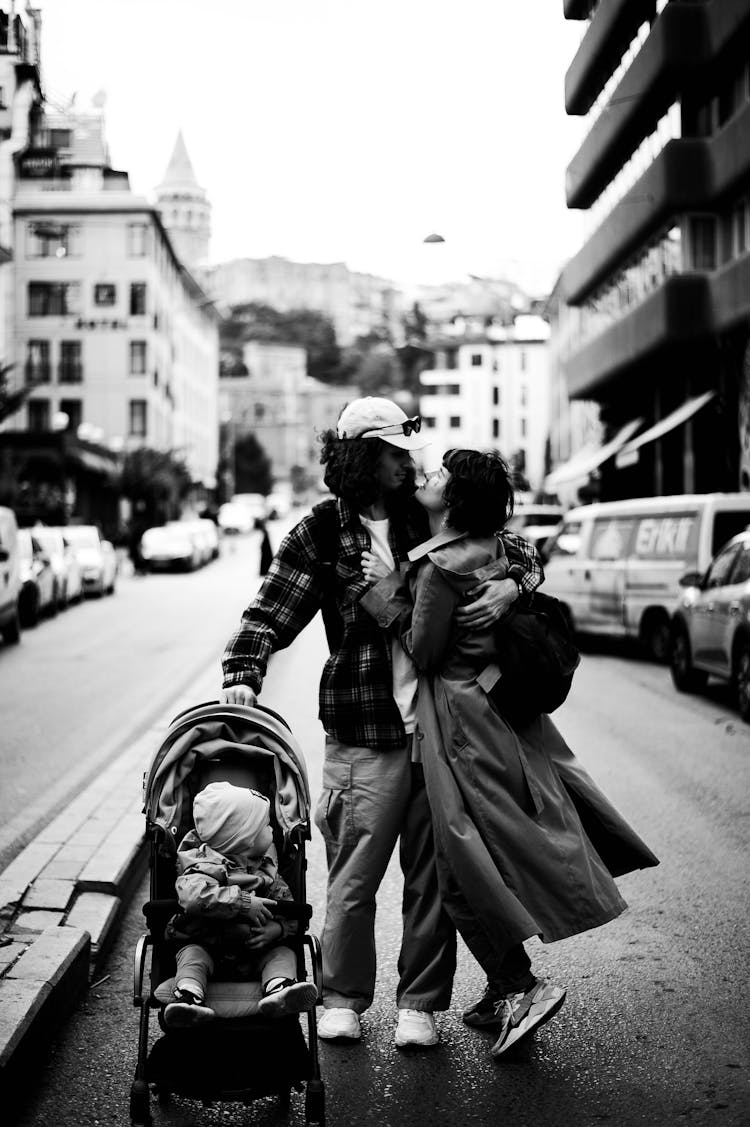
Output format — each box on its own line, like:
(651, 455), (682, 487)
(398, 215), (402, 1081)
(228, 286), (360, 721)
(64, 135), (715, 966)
(219, 338), (358, 482)
(419, 315), (551, 491)
(202, 255), (400, 346)
(10, 107), (219, 492)
(550, 0), (750, 500)
(155, 130), (211, 270)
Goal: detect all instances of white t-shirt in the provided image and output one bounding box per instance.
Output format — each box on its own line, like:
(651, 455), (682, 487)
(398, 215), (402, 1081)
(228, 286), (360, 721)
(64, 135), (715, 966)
(360, 515), (418, 734)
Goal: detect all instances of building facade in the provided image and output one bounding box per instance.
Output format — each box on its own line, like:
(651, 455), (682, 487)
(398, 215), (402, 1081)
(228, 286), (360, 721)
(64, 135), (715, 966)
(551, 0), (750, 500)
(419, 315), (551, 491)
(11, 109), (219, 492)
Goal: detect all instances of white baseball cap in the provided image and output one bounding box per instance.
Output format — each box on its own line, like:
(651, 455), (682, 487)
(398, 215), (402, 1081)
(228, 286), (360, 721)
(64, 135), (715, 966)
(336, 397), (429, 451)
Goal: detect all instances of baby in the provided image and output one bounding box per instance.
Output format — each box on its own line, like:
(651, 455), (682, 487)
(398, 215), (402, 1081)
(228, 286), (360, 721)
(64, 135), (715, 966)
(164, 780), (317, 1027)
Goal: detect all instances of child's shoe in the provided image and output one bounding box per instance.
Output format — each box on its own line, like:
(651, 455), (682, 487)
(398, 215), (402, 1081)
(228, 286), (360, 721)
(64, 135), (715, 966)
(164, 988), (215, 1028)
(258, 977), (318, 1018)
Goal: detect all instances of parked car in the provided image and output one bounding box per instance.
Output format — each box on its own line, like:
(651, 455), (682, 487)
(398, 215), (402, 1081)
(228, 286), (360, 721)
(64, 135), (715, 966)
(231, 493), (268, 521)
(62, 525), (118, 596)
(0, 506), (21, 644)
(670, 530), (750, 720)
(32, 526), (83, 608)
(541, 493), (750, 661)
(140, 524), (201, 572)
(194, 517), (220, 560)
(218, 502), (257, 535)
(18, 528), (57, 626)
(506, 504), (564, 555)
(266, 486), (293, 520)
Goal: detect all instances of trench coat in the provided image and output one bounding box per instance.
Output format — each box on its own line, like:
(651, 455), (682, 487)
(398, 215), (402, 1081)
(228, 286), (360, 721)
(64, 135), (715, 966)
(362, 528), (659, 966)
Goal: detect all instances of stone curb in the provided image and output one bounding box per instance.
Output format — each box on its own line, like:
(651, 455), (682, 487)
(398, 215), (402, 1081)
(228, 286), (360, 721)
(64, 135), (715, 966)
(0, 660), (223, 1097)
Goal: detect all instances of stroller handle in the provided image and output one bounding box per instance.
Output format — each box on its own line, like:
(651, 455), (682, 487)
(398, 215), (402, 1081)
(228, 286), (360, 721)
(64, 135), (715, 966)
(168, 699), (293, 733)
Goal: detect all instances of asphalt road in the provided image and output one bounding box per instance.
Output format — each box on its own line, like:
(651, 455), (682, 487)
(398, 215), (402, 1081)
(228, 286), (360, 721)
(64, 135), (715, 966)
(4, 533), (750, 1126)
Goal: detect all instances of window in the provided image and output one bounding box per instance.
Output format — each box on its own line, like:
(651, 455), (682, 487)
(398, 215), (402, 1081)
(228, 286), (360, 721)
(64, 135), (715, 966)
(27, 223), (80, 259)
(28, 282), (81, 316)
(59, 341), (82, 383)
(520, 417), (527, 438)
(128, 399), (147, 437)
(127, 223), (149, 257)
(492, 386), (500, 407)
(492, 419), (500, 439)
(28, 398), (50, 431)
(520, 351), (527, 372)
(688, 216), (717, 270)
(130, 341), (147, 375)
(705, 542), (741, 589)
(422, 416), (436, 427)
(58, 398), (82, 431)
(520, 384), (528, 407)
(445, 350), (457, 370)
(26, 340), (50, 384)
(94, 283), (116, 307)
(470, 353), (483, 367)
(130, 282), (147, 315)
(449, 416), (461, 428)
(50, 128), (72, 148)
(421, 385), (437, 396)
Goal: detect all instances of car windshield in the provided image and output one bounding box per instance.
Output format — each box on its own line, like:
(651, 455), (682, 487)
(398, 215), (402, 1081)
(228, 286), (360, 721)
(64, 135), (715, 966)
(64, 527), (99, 549)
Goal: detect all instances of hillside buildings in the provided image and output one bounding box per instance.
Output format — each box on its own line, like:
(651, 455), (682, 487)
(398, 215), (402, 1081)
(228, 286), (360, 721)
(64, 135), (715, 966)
(549, 0), (750, 501)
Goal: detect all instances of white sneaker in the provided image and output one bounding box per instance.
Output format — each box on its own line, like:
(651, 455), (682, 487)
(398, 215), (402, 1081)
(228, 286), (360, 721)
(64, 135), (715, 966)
(394, 1009), (438, 1048)
(317, 1007), (362, 1041)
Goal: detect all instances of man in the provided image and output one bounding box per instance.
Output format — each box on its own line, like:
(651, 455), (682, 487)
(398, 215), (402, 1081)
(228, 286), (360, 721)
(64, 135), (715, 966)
(220, 397), (542, 1047)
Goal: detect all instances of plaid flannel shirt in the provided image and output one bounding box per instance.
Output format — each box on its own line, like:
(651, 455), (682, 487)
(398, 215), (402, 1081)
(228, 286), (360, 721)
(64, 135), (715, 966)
(222, 497), (544, 752)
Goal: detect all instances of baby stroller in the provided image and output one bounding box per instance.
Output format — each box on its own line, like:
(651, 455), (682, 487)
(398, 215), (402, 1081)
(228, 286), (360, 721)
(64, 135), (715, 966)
(130, 701), (325, 1126)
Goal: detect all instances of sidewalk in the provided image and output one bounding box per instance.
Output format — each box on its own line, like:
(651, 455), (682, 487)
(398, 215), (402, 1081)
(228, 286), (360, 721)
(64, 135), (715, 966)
(0, 656), (224, 1097)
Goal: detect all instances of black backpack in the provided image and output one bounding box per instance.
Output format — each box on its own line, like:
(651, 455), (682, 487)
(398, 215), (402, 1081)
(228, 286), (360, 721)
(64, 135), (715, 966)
(490, 592), (580, 722)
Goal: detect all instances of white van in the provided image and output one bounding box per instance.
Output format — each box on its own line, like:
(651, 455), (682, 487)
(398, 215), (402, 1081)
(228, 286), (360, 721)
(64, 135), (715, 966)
(0, 507), (21, 644)
(541, 494), (750, 660)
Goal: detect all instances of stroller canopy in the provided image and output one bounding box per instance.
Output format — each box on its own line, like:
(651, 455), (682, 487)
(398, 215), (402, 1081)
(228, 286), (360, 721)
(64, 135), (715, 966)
(143, 702), (311, 848)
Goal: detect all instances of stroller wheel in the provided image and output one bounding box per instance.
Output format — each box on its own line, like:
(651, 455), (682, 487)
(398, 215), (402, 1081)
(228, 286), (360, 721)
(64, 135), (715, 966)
(129, 1079), (152, 1127)
(305, 1078), (326, 1125)
(278, 1086), (292, 1115)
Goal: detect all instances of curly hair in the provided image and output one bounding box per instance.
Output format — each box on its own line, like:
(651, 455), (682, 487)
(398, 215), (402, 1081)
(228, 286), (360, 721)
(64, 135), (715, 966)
(442, 448), (514, 535)
(319, 429), (417, 511)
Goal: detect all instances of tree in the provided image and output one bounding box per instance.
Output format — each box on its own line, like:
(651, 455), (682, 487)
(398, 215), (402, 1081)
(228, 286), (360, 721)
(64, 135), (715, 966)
(120, 447), (192, 526)
(220, 303), (343, 384)
(229, 432), (273, 496)
(0, 363), (35, 425)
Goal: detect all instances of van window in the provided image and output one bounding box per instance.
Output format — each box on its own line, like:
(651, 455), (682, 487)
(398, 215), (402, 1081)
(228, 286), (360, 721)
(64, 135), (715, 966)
(712, 511), (750, 556)
(590, 519), (636, 561)
(632, 513), (698, 560)
(547, 520), (581, 557)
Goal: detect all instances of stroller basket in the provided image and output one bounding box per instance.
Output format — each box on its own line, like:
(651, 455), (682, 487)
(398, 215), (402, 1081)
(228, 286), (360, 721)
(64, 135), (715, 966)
(130, 702), (325, 1126)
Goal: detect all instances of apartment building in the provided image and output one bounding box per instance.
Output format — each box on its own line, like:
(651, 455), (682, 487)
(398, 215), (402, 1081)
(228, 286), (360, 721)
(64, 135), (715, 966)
(550, 0), (750, 500)
(13, 110), (219, 491)
(419, 315), (551, 491)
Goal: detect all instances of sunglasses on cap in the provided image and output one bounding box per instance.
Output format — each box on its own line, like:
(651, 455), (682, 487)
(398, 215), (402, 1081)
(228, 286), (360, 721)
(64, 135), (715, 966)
(367, 415), (422, 438)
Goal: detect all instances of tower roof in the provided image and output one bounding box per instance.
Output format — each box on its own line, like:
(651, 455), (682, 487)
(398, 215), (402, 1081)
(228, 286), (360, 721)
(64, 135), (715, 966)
(158, 130), (203, 192)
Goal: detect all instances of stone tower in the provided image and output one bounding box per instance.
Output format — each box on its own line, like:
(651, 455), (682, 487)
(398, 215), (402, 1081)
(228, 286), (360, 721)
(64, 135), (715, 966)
(155, 131), (211, 267)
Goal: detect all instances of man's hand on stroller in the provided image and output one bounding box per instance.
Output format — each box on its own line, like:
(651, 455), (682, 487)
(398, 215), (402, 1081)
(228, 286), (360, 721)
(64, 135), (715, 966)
(246, 919), (284, 949)
(220, 684), (257, 706)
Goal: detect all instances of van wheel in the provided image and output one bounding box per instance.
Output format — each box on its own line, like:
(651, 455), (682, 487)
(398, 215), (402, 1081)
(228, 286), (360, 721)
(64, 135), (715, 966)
(641, 611), (671, 663)
(670, 623), (708, 693)
(2, 610), (21, 644)
(733, 639), (750, 723)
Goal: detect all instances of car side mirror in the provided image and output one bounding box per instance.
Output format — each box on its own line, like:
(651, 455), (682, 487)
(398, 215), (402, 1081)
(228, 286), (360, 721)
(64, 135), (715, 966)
(679, 570), (703, 588)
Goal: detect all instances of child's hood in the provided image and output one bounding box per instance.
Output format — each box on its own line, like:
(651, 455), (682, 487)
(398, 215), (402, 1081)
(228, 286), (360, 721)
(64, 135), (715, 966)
(193, 781), (269, 859)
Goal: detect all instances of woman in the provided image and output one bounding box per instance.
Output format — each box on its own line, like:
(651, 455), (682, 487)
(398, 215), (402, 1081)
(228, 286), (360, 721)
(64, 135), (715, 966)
(361, 449), (659, 1058)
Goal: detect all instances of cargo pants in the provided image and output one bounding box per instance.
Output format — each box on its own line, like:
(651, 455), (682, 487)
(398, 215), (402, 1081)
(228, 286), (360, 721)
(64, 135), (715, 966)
(314, 734), (457, 1014)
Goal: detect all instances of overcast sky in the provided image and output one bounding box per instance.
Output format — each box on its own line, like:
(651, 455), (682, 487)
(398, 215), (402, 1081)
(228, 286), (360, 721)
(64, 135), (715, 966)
(40, 0), (587, 294)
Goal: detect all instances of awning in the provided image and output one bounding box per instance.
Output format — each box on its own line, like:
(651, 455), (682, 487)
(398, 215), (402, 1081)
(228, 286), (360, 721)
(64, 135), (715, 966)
(544, 418), (643, 491)
(614, 391), (716, 469)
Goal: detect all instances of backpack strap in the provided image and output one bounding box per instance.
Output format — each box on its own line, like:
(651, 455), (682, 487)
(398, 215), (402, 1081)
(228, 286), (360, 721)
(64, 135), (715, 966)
(310, 500), (344, 651)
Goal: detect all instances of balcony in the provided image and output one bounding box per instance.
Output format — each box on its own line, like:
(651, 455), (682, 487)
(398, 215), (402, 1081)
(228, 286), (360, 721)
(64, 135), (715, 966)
(562, 138), (710, 303)
(562, 274), (710, 398)
(565, 0), (654, 115)
(566, 2), (706, 208)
